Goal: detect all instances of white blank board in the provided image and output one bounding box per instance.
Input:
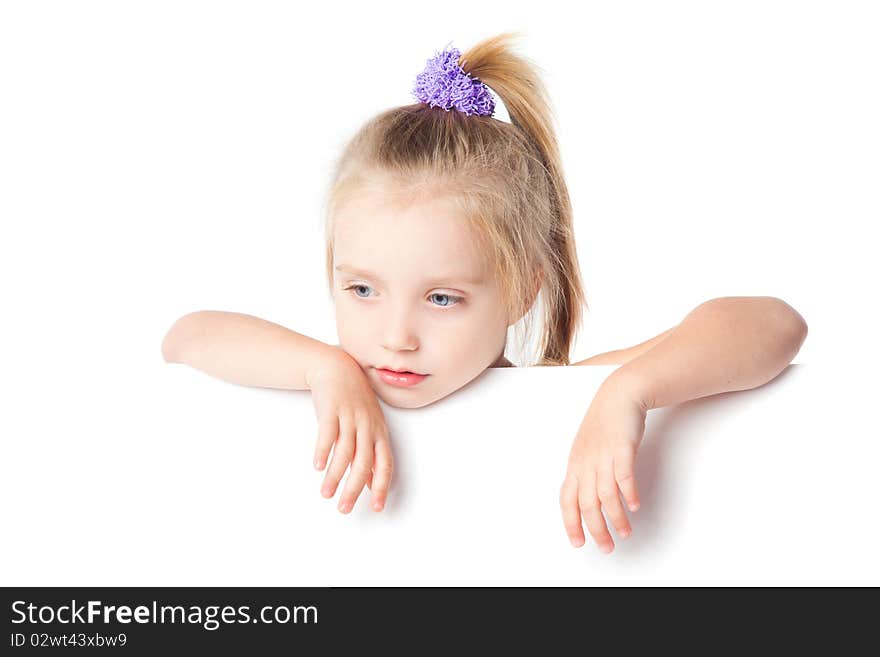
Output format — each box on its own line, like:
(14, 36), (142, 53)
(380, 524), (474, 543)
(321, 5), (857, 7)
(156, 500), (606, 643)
(2, 362), (875, 586)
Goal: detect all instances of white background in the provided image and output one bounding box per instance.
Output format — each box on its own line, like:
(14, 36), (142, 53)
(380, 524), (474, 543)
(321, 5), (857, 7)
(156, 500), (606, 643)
(1, 1), (877, 585)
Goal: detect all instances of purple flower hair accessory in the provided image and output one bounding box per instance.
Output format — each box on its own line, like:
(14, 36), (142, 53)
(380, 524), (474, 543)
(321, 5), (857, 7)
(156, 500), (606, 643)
(412, 44), (496, 117)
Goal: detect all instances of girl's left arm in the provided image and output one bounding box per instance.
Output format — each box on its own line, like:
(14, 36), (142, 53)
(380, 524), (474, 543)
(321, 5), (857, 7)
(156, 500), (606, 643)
(561, 296), (807, 553)
(613, 295), (808, 412)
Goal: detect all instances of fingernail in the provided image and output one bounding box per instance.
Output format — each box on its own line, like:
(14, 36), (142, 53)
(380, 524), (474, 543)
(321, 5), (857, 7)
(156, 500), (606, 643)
(629, 503), (640, 512)
(372, 501), (383, 511)
(619, 528), (631, 539)
(339, 502), (351, 513)
(321, 486), (332, 498)
(570, 536), (584, 548)
(314, 459), (322, 470)
(600, 543), (614, 554)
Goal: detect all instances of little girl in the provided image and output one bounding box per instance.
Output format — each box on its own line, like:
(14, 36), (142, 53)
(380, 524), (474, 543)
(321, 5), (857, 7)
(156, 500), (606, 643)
(161, 33), (807, 554)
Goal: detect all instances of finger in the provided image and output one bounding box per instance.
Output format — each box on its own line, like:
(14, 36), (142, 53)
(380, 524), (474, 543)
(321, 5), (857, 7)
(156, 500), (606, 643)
(598, 464), (631, 540)
(337, 424), (375, 513)
(313, 414), (339, 471)
(370, 438), (393, 512)
(321, 415), (355, 499)
(578, 469), (614, 553)
(560, 475), (585, 547)
(614, 447), (641, 513)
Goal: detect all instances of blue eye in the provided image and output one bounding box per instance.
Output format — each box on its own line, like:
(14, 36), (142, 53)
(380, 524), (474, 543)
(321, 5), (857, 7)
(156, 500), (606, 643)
(429, 293), (462, 307)
(343, 285), (462, 308)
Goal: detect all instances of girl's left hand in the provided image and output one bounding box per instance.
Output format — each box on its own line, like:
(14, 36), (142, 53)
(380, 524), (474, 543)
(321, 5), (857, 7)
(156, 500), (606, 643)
(560, 373), (647, 553)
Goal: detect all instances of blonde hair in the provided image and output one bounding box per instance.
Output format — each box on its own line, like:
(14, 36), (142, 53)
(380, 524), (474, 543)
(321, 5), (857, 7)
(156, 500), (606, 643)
(321, 32), (587, 366)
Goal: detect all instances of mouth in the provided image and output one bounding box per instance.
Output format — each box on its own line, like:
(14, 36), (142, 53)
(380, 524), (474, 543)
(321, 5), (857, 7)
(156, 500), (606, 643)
(377, 366), (427, 376)
(374, 367), (429, 387)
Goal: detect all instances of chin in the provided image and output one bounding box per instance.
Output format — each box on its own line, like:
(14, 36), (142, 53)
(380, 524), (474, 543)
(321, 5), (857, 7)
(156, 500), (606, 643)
(382, 396), (435, 410)
(376, 389), (446, 410)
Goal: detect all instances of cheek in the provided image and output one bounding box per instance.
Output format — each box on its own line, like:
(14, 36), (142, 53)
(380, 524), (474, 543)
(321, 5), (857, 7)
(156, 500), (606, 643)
(334, 303), (381, 356)
(334, 295), (358, 323)
(336, 310), (363, 339)
(333, 300), (358, 339)
(433, 318), (500, 355)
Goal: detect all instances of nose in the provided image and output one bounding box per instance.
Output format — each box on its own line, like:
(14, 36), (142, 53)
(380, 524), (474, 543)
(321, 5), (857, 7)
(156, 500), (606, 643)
(381, 304), (419, 352)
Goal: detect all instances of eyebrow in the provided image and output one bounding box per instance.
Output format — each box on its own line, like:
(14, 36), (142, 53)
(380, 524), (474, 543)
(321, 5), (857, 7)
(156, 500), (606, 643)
(334, 264), (484, 286)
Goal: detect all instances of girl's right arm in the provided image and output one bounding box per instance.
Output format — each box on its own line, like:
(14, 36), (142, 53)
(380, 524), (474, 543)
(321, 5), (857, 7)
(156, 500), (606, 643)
(161, 310), (392, 513)
(161, 310), (341, 390)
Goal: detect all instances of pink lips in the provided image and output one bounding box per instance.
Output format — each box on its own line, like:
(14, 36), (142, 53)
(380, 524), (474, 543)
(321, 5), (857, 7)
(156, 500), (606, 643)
(376, 368), (428, 387)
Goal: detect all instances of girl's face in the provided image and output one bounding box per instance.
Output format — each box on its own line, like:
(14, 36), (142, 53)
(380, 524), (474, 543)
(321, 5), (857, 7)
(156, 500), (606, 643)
(332, 189), (511, 409)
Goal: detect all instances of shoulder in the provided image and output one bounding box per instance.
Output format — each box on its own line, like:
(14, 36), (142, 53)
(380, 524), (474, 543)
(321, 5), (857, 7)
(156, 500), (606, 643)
(571, 326), (677, 366)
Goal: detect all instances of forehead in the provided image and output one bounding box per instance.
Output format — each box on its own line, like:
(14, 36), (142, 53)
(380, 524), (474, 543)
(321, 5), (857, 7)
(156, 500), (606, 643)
(333, 192), (489, 280)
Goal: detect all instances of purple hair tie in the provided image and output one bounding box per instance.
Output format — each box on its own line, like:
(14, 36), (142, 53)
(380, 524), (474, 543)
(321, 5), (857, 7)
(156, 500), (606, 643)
(412, 44), (496, 117)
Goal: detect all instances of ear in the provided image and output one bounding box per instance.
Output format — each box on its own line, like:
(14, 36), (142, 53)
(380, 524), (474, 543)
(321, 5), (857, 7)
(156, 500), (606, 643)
(507, 268), (544, 327)
(533, 268), (544, 295)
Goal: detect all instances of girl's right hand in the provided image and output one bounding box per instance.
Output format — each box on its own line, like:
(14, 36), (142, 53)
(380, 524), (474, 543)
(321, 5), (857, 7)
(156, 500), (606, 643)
(307, 348), (393, 514)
